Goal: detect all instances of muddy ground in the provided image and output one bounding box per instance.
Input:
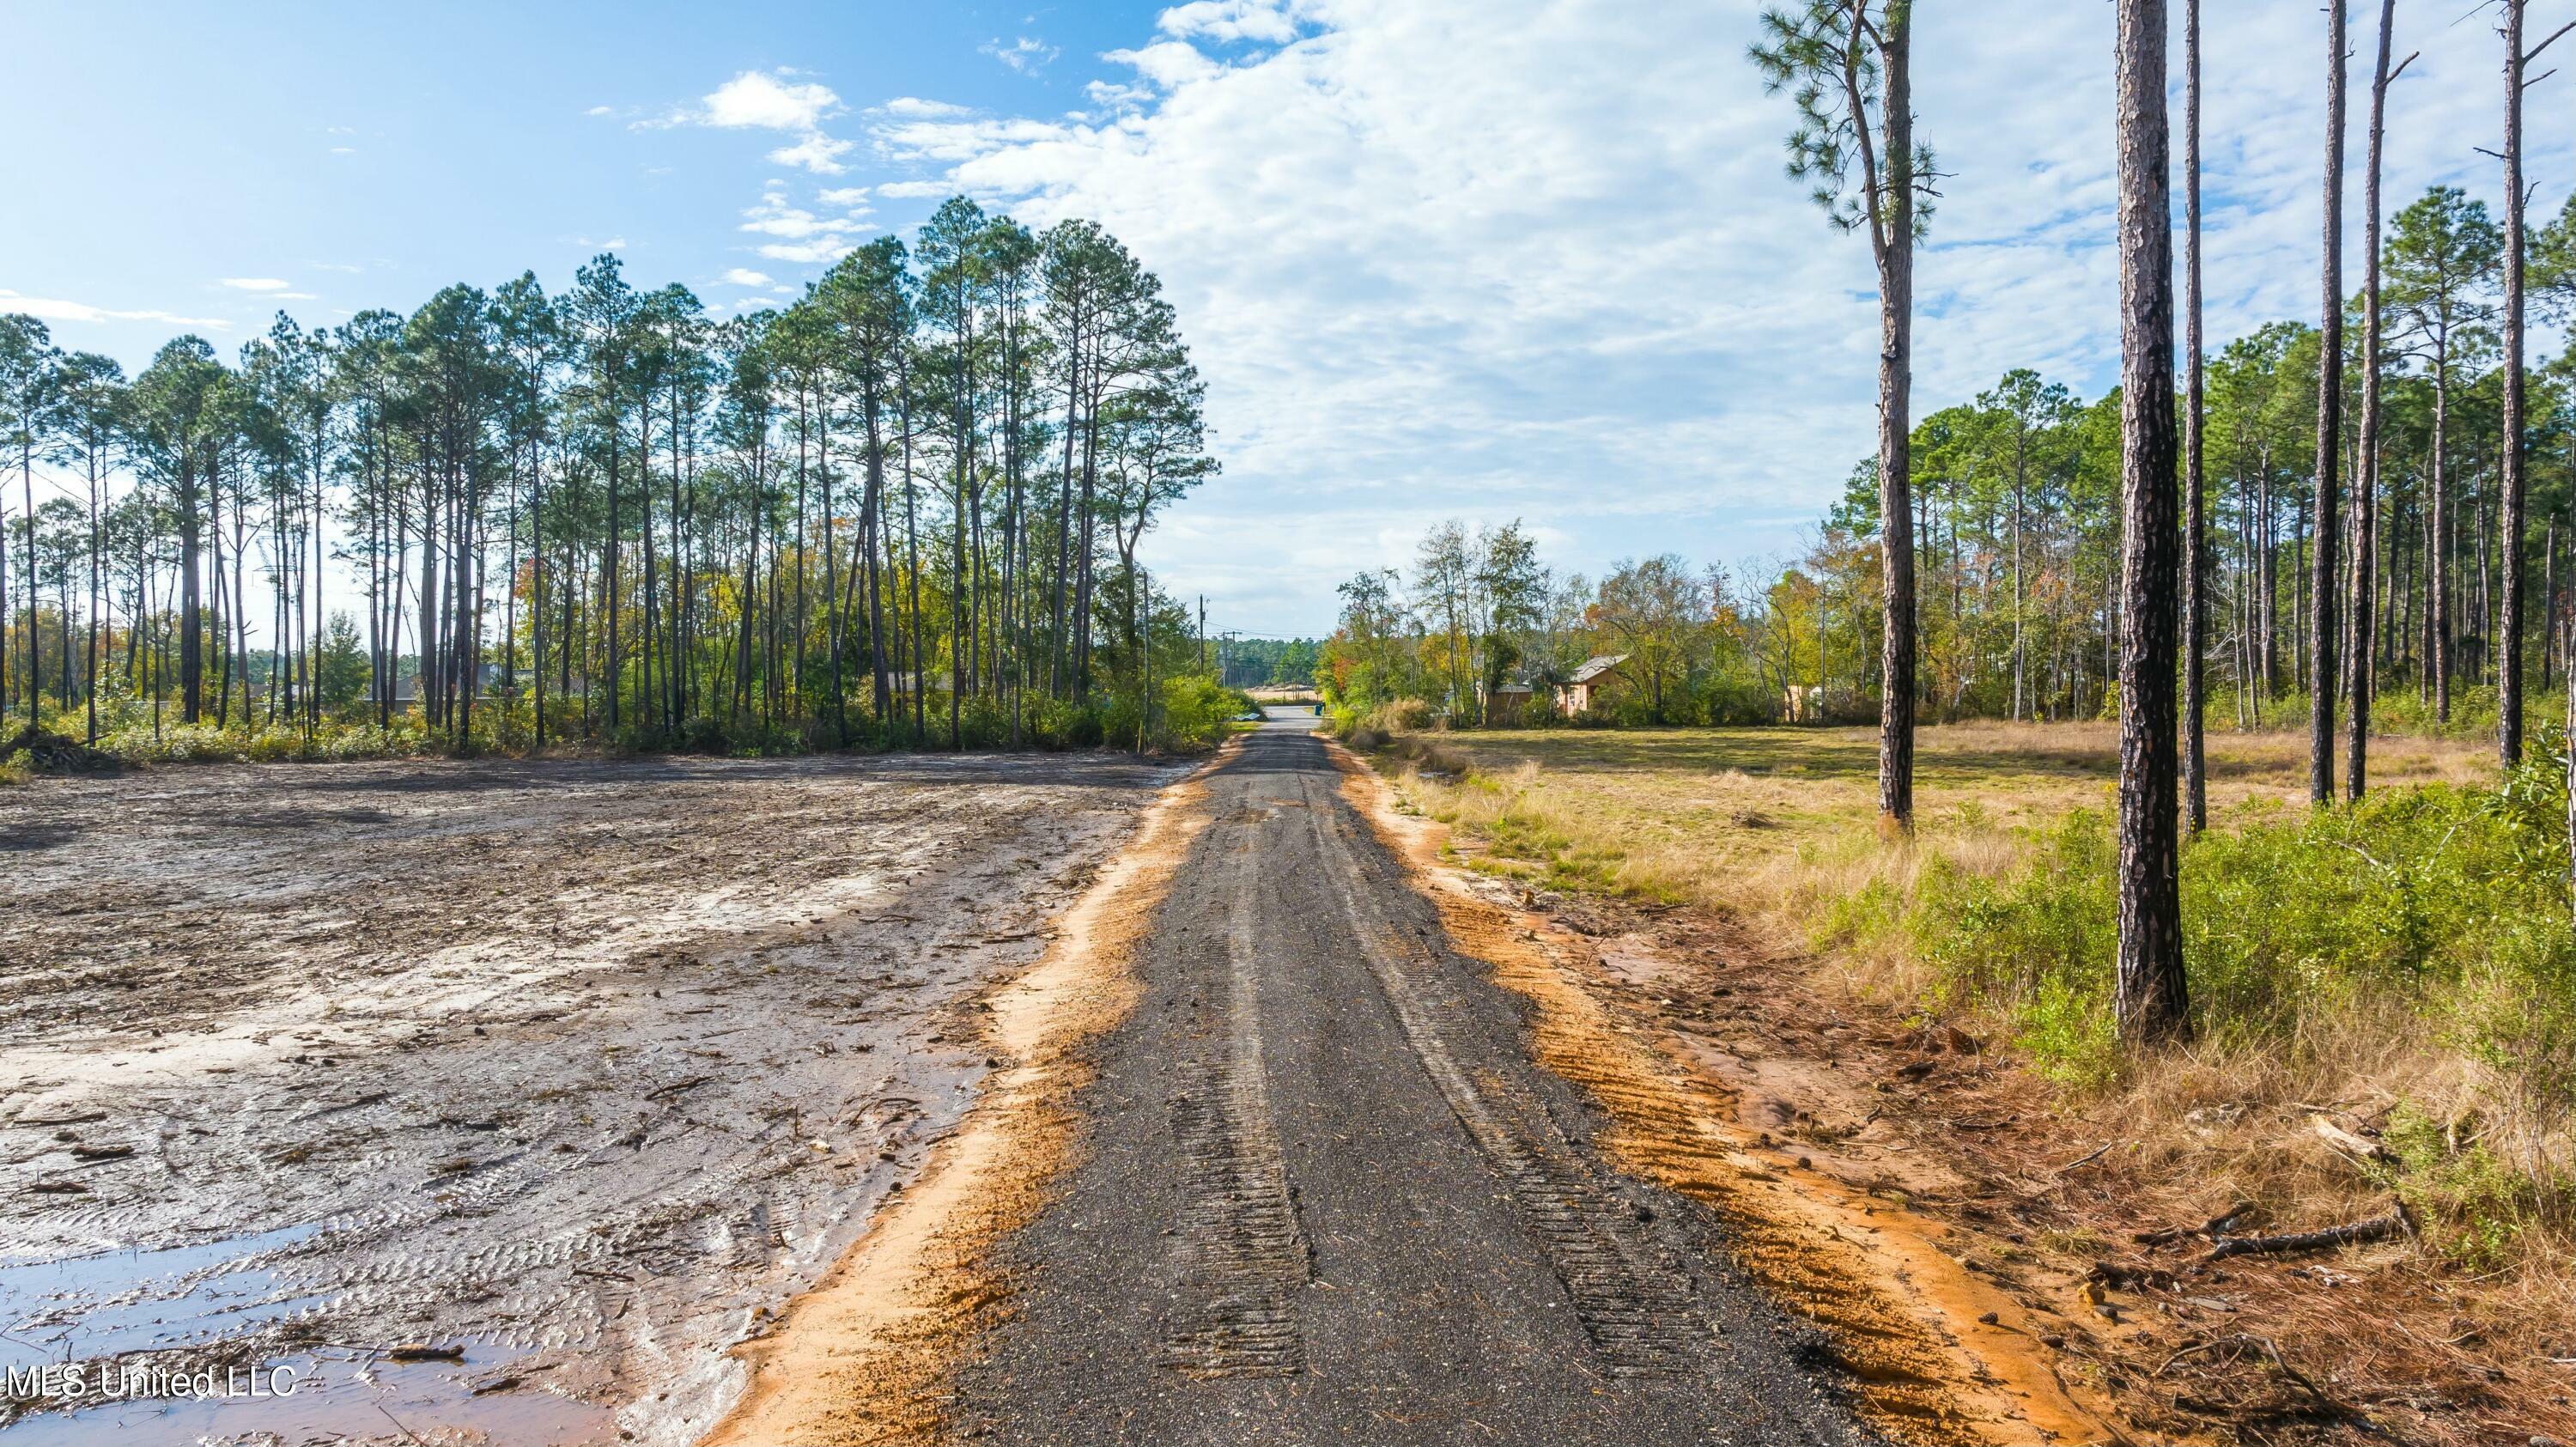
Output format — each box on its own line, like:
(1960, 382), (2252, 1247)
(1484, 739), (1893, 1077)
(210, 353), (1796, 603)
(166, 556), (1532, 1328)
(0, 751), (1179, 1446)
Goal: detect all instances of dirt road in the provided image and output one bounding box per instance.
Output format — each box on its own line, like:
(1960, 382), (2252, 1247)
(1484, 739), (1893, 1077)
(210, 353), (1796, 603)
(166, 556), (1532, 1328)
(720, 720), (1886, 1446)
(0, 751), (1177, 1445)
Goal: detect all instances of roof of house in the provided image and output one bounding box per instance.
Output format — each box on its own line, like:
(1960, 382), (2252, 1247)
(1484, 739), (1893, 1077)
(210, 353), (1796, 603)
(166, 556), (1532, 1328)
(1569, 654), (1629, 684)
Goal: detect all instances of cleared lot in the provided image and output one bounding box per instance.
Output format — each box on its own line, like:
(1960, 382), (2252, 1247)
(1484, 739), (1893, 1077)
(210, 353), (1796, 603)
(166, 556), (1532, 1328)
(0, 751), (1176, 1446)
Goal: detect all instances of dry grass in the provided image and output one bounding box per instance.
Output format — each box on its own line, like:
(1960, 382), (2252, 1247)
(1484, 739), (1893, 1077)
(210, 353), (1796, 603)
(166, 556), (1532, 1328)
(1362, 719), (2576, 1444)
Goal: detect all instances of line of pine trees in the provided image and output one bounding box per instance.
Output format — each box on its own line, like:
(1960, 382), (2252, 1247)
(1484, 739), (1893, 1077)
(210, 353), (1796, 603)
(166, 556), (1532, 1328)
(0, 197), (1217, 753)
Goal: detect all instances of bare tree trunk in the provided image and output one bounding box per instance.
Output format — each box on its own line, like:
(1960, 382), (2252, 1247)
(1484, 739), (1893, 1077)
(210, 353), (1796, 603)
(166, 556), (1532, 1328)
(2433, 364), (2452, 718)
(2114, 0), (2188, 1043)
(2496, 0), (2538, 768)
(2183, 0), (2208, 832)
(2310, 0), (2348, 804)
(1873, 0), (1918, 836)
(2350, 1), (2408, 799)
(2566, 614), (2576, 922)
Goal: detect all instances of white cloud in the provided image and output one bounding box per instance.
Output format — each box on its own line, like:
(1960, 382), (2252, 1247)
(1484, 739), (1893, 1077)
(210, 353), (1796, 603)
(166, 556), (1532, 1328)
(1102, 40), (1219, 90)
(585, 104), (616, 117)
(738, 190), (872, 240)
(981, 35), (1061, 74)
(844, 0), (2574, 635)
(756, 240), (858, 265)
(0, 289), (228, 329)
(720, 268), (774, 287)
(697, 70), (842, 131)
(817, 186), (872, 208)
(219, 277), (293, 291)
(651, 68), (858, 173)
(879, 96), (972, 119)
(327, 147), (357, 155)
(766, 133), (854, 174)
(1157, 1), (1303, 45)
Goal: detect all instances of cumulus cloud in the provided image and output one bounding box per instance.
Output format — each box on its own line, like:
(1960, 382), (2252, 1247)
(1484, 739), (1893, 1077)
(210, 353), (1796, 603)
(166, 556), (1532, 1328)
(696, 70), (841, 131)
(1100, 40), (1219, 91)
(766, 133), (854, 174)
(219, 277), (293, 291)
(1157, 1), (1306, 45)
(735, 185), (871, 266)
(652, 68), (856, 173)
(720, 268), (774, 287)
(835, 0), (2568, 634)
(756, 240), (859, 265)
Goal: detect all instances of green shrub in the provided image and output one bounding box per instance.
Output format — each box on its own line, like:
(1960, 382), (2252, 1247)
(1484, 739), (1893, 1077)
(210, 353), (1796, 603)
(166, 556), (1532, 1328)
(1153, 676), (1245, 751)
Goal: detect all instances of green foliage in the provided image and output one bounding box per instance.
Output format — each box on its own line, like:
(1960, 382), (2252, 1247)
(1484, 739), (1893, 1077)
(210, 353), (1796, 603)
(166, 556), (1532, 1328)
(1153, 676), (1251, 751)
(1839, 762), (2576, 1236)
(94, 717), (433, 764)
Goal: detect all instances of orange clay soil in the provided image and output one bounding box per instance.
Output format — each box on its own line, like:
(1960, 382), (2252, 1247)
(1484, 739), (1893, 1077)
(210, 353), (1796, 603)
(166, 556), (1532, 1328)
(702, 748), (1228, 1447)
(1333, 739), (2134, 1447)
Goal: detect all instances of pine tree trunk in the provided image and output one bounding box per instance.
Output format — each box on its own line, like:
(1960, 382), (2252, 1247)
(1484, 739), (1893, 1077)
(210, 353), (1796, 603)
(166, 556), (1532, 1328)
(2497, 0), (2530, 767)
(2311, 0), (2348, 804)
(1874, 0), (1917, 836)
(2349, 0), (2401, 800)
(2114, 0), (2189, 1043)
(2183, 0), (2208, 831)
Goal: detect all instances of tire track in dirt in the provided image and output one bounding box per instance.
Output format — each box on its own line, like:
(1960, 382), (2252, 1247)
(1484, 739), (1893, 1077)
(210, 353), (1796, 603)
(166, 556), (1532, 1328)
(1160, 807), (1310, 1377)
(1297, 769), (1711, 1380)
(1334, 743), (2124, 1446)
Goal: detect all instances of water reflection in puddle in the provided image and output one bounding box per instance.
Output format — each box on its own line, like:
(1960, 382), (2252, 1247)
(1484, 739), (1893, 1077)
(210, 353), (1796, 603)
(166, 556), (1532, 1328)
(0, 1227), (611, 1444)
(2, 1349), (611, 1445)
(0, 1224), (323, 1371)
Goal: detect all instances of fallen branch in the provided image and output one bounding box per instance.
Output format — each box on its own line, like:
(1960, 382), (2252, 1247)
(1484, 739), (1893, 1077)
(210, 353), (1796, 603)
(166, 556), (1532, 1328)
(2055, 1140), (2119, 1175)
(2135, 1201), (2254, 1247)
(2203, 1205), (2410, 1262)
(2310, 1114), (2395, 1164)
(2155, 1335), (2385, 1436)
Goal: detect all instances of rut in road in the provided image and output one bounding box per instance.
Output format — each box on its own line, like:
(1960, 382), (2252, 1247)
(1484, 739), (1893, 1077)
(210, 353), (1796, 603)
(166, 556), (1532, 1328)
(1296, 769), (1709, 1378)
(1161, 806), (1312, 1377)
(952, 720), (1869, 1447)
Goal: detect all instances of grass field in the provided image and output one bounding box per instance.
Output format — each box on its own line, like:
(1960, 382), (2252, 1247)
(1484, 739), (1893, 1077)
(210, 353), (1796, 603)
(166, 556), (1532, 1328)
(1383, 720), (2488, 909)
(1374, 715), (2573, 1272)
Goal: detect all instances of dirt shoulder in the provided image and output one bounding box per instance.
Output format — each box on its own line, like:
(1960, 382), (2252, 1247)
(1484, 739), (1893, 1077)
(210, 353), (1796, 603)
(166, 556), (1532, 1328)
(1353, 727), (2574, 1447)
(0, 751), (1180, 1446)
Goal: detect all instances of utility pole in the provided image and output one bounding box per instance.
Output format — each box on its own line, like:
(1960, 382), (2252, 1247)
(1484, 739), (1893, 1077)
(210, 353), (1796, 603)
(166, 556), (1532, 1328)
(1198, 594), (1207, 674)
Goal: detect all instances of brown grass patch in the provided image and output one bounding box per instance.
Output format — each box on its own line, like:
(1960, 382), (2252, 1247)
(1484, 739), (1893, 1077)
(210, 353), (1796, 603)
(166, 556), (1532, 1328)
(1337, 740), (2123, 1446)
(1352, 720), (2576, 1446)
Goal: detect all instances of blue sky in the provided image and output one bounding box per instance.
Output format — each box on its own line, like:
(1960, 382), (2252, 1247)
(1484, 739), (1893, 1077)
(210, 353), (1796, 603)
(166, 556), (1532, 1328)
(6, 1), (2569, 638)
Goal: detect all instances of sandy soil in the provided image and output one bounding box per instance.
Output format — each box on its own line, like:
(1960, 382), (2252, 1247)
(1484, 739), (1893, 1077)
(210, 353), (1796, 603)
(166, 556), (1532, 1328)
(0, 751), (1179, 1447)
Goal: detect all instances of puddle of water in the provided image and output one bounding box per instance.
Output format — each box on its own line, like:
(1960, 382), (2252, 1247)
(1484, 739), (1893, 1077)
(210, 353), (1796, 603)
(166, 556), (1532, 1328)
(1, 1228), (612, 1443)
(0, 1225), (325, 1371)
(1, 1347), (612, 1445)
